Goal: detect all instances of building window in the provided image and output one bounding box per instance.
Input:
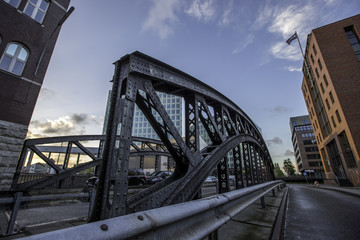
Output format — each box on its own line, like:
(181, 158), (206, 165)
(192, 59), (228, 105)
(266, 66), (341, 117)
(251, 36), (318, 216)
(323, 74), (329, 86)
(345, 25), (360, 61)
(24, 0), (49, 23)
(325, 98), (330, 110)
(335, 110), (341, 123)
(312, 44), (317, 55)
(310, 54), (315, 64)
(309, 161), (322, 167)
(0, 42), (29, 75)
(315, 68), (320, 78)
(3, 0), (21, 8)
(307, 154), (321, 159)
(320, 82), (325, 93)
(329, 91), (335, 103)
(317, 59), (323, 70)
(338, 131), (357, 168)
(331, 115), (336, 128)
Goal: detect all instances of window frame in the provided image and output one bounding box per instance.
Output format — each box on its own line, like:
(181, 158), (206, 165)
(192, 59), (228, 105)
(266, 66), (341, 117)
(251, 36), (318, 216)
(0, 42), (29, 76)
(23, 0), (49, 24)
(3, 0), (21, 8)
(344, 25), (360, 61)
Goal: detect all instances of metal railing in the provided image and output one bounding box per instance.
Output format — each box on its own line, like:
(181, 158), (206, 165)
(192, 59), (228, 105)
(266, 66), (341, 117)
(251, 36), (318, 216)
(20, 180), (285, 240)
(1, 191), (90, 235)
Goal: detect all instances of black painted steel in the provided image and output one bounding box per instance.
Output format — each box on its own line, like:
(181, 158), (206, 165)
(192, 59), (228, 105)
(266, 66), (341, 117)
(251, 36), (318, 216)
(12, 51), (274, 222)
(92, 51), (274, 219)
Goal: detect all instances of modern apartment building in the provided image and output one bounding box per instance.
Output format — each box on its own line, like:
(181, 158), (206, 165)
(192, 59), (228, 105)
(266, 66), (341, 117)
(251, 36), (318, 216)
(301, 14), (360, 186)
(102, 91), (183, 173)
(0, 0), (71, 190)
(289, 115), (323, 177)
(132, 92), (182, 140)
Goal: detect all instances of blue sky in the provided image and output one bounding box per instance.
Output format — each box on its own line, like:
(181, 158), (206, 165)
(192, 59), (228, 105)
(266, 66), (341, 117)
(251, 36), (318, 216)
(28, 0), (360, 169)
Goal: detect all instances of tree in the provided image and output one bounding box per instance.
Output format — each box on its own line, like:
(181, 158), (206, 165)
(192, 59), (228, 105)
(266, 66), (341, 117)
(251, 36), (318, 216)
(274, 163), (285, 177)
(283, 158), (296, 176)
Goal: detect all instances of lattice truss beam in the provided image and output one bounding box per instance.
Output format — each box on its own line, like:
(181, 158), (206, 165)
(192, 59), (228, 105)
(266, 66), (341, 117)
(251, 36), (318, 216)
(90, 52), (275, 221)
(10, 52), (274, 221)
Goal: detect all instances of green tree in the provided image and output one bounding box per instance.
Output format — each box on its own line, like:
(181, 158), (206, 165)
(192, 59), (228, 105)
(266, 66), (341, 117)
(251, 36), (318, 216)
(274, 163), (285, 177)
(283, 158), (296, 176)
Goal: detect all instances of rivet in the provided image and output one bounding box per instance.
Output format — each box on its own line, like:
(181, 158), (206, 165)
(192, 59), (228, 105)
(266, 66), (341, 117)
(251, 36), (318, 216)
(100, 224), (108, 231)
(138, 215), (144, 221)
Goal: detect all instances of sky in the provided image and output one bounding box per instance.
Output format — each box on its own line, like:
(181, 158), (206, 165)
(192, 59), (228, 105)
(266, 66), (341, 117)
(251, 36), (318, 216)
(28, 0), (360, 169)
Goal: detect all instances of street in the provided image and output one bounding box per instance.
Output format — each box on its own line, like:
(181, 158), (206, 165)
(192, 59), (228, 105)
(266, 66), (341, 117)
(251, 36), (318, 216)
(284, 184), (360, 240)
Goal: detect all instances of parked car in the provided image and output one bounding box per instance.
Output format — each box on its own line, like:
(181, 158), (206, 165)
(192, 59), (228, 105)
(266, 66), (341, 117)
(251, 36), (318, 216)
(229, 175), (235, 182)
(204, 176), (218, 183)
(85, 168), (147, 189)
(128, 168), (147, 185)
(146, 171), (173, 184)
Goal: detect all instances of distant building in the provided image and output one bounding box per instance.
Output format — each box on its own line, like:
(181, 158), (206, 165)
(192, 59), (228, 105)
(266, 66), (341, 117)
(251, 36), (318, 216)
(102, 91), (182, 174)
(289, 115), (323, 177)
(301, 14), (360, 186)
(132, 92), (182, 140)
(0, 0), (71, 190)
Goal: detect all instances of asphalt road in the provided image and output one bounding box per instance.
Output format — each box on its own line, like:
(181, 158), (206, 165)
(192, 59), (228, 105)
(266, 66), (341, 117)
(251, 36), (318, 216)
(284, 184), (360, 240)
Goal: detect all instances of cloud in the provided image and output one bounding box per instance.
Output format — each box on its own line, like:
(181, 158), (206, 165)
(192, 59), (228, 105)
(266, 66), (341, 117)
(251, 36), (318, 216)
(252, 1), (327, 61)
(232, 34), (255, 54)
(90, 115), (102, 125)
(266, 137), (283, 146)
(71, 113), (88, 124)
(30, 116), (75, 135)
(142, 0), (181, 39)
(252, 2), (275, 30)
(284, 65), (302, 72)
(218, 2), (234, 26)
(185, 0), (216, 23)
(270, 41), (302, 61)
(28, 114), (101, 138)
(38, 88), (56, 101)
(268, 5), (315, 39)
(285, 149), (294, 156)
(266, 106), (292, 114)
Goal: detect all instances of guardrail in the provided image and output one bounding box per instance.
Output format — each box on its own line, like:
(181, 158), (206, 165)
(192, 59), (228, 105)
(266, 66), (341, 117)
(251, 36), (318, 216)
(21, 180), (285, 240)
(1, 191), (90, 235)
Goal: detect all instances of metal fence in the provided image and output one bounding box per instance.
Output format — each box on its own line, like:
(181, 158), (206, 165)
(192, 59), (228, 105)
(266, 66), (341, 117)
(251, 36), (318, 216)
(20, 181), (285, 240)
(17, 173), (90, 189)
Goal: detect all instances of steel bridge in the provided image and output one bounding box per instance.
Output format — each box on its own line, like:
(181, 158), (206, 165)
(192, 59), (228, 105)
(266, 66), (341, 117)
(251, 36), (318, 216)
(7, 51), (275, 236)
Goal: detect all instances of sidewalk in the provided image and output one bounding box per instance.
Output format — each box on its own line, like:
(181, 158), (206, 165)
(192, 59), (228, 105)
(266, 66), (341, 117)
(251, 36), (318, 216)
(313, 184), (360, 198)
(218, 187), (287, 240)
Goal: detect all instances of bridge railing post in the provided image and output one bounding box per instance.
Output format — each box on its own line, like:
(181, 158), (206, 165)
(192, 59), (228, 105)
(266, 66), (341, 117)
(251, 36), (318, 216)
(260, 196), (266, 208)
(7, 192), (22, 235)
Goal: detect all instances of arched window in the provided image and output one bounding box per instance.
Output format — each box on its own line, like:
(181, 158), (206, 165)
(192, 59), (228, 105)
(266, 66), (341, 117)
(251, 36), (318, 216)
(0, 42), (29, 75)
(24, 0), (49, 23)
(3, 0), (21, 8)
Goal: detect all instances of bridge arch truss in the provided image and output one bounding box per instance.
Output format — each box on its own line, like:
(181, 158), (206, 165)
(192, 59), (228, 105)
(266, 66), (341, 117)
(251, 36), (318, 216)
(90, 51), (275, 220)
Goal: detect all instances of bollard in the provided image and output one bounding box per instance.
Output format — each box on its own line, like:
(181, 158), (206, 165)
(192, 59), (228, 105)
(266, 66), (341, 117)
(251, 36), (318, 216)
(260, 196), (266, 208)
(7, 192), (23, 234)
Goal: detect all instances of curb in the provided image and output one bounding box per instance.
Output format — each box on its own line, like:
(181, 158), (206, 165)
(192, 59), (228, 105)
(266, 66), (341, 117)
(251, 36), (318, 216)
(270, 186), (289, 240)
(317, 185), (360, 198)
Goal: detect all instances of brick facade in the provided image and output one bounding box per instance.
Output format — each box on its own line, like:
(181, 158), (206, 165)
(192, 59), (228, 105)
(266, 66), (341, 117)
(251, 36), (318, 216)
(0, 0), (71, 190)
(301, 14), (360, 186)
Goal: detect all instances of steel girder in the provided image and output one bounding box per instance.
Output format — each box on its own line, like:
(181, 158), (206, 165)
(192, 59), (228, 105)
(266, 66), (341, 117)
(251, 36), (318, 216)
(11, 135), (173, 191)
(89, 51), (274, 220)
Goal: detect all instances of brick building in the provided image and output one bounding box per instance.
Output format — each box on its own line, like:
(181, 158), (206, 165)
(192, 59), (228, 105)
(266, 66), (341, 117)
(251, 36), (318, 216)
(0, 0), (71, 190)
(301, 14), (360, 186)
